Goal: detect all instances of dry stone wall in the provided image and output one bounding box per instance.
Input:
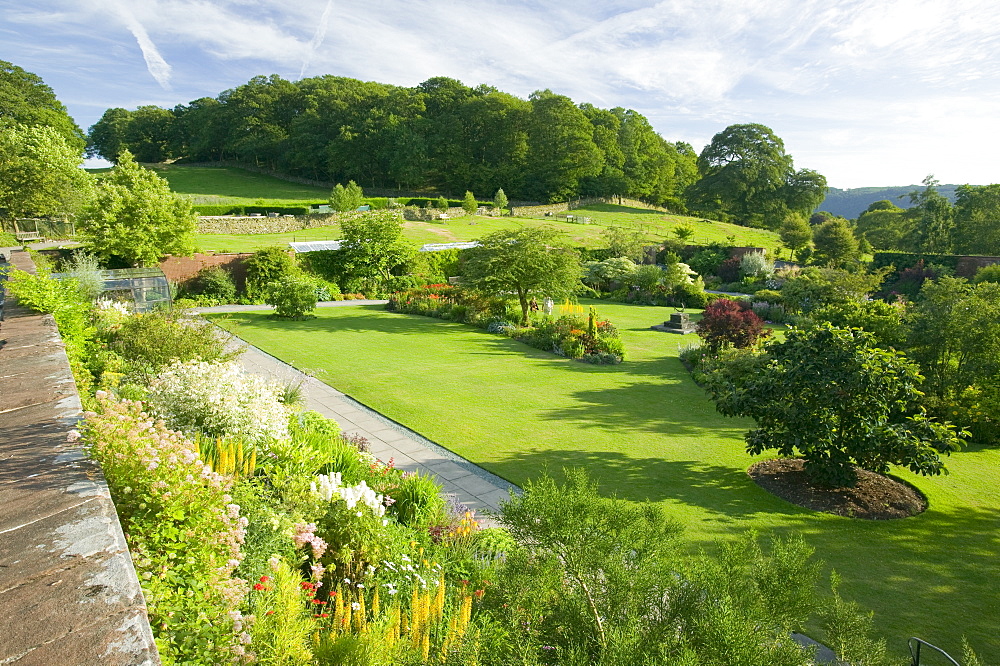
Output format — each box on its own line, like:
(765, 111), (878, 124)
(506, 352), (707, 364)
(196, 213), (339, 234)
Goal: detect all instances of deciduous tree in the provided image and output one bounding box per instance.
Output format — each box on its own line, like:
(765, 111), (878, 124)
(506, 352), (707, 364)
(705, 324), (964, 487)
(0, 122), (92, 219)
(77, 150), (195, 266)
(462, 227), (581, 325)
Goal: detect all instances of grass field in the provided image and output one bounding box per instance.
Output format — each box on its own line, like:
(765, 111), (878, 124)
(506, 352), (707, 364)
(118, 163), (780, 254)
(194, 204), (781, 254)
(148, 164), (330, 205)
(210, 301), (1000, 662)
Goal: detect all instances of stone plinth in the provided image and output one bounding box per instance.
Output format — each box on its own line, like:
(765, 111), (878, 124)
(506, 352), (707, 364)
(651, 312), (697, 334)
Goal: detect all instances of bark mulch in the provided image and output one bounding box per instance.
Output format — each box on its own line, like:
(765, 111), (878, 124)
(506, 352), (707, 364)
(748, 458), (927, 520)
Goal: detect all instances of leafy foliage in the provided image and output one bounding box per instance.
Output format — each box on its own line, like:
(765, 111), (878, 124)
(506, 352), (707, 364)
(705, 324), (965, 487)
(696, 298), (769, 352)
(77, 150), (196, 266)
(329, 180), (365, 212)
(265, 274), (319, 319)
(462, 227), (582, 325)
(0, 121), (92, 219)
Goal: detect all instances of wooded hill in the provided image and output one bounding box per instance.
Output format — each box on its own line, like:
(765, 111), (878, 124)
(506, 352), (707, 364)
(87, 76), (699, 207)
(821, 184), (965, 219)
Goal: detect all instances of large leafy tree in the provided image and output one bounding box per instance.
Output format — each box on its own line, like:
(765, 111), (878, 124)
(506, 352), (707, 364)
(77, 150), (196, 266)
(689, 123), (792, 225)
(705, 324), (964, 487)
(0, 60), (85, 151)
(462, 227), (582, 325)
(856, 200), (910, 250)
(904, 175), (954, 253)
(0, 122), (92, 220)
(952, 183), (1000, 255)
(524, 90), (603, 202)
(811, 217), (859, 267)
(688, 124), (825, 228)
(337, 209), (412, 283)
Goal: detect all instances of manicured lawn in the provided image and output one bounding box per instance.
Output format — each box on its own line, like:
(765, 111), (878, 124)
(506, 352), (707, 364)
(211, 301), (999, 661)
(147, 164), (329, 204)
(195, 204), (781, 254)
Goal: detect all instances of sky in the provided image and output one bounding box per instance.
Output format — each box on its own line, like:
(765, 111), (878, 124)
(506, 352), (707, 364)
(3, 0), (1000, 189)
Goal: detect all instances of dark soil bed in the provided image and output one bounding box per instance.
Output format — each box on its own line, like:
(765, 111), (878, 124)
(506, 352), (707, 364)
(748, 458), (927, 519)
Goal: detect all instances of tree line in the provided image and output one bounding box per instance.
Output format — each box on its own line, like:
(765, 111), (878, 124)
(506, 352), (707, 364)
(85, 74), (829, 223)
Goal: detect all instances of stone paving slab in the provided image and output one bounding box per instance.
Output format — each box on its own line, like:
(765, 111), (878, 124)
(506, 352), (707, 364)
(219, 334), (519, 526)
(0, 252), (159, 665)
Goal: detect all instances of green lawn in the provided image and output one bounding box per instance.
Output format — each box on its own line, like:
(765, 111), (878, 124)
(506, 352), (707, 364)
(195, 203), (781, 254)
(211, 302), (1000, 661)
(148, 164), (330, 204)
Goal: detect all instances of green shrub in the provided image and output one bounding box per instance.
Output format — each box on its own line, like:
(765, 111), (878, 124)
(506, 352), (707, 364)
(104, 309), (238, 380)
(973, 263), (1000, 284)
(389, 471), (447, 528)
(186, 265), (237, 302)
(245, 247), (298, 299)
(0, 230), (19, 246)
(266, 275), (318, 318)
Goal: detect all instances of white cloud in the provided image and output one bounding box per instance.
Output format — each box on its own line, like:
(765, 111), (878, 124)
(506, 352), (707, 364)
(107, 0), (173, 89)
(6, 0), (1000, 187)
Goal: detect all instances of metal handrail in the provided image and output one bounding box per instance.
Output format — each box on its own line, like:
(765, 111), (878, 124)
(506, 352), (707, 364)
(908, 637), (960, 666)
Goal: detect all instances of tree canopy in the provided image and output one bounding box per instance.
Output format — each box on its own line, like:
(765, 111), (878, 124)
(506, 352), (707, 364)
(0, 60), (85, 152)
(86, 74), (698, 207)
(0, 122), (91, 220)
(77, 151), (196, 266)
(462, 227), (582, 325)
(687, 123), (826, 228)
(706, 324), (964, 487)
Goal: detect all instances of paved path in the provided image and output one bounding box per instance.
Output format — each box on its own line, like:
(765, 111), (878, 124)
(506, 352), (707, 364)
(204, 303), (517, 524)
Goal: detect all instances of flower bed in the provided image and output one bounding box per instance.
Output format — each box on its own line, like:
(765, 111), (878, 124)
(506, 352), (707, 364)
(386, 285), (626, 364)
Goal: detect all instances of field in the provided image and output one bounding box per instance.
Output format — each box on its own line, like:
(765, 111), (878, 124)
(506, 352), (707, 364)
(116, 163), (780, 253)
(211, 301), (1000, 662)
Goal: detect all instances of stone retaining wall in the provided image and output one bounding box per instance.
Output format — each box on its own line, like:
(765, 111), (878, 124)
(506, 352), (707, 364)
(196, 213), (339, 234)
(0, 251), (160, 665)
(510, 196), (671, 217)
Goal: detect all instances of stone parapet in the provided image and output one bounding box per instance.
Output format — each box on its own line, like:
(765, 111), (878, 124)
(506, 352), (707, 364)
(0, 251), (160, 665)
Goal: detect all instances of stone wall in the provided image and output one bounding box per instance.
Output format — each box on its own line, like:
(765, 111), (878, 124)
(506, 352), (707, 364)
(0, 251), (160, 665)
(510, 196), (672, 218)
(196, 213), (339, 234)
(956, 255), (1000, 278)
(402, 206), (475, 221)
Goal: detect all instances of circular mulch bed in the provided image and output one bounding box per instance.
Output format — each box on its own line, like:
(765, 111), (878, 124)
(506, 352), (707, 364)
(748, 459), (927, 520)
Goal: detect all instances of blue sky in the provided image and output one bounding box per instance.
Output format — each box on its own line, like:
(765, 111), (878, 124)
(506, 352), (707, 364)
(3, 0), (1000, 189)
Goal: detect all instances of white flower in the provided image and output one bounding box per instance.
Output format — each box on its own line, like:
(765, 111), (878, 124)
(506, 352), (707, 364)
(146, 360), (290, 443)
(351, 602), (360, 611)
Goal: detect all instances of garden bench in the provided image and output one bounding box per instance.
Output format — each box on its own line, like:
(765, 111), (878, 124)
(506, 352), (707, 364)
(14, 231), (42, 243)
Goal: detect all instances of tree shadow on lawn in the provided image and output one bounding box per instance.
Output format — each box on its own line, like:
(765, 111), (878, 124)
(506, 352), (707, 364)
(783, 503), (1000, 660)
(212, 309), (458, 337)
(484, 447), (805, 519)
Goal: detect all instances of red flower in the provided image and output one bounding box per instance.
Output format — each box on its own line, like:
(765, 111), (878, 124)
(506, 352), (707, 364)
(312, 599), (326, 605)
(260, 576), (270, 583)
(253, 583), (266, 591)
(474, 589), (485, 598)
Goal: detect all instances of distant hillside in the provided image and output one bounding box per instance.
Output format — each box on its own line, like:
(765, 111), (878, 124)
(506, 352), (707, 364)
(819, 184), (966, 219)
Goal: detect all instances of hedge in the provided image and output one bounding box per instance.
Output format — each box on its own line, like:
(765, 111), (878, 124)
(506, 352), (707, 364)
(872, 252), (963, 273)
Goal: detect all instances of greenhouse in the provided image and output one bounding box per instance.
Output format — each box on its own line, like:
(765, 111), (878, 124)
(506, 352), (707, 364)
(54, 267), (172, 312)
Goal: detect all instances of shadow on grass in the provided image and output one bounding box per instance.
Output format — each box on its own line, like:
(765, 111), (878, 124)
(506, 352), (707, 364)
(484, 447), (797, 517)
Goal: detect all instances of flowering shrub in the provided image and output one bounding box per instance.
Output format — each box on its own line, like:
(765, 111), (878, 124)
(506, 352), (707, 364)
(147, 359), (291, 443)
(80, 394), (247, 664)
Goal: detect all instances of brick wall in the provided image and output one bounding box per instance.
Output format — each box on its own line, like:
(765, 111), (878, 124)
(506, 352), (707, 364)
(159, 252), (256, 290)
